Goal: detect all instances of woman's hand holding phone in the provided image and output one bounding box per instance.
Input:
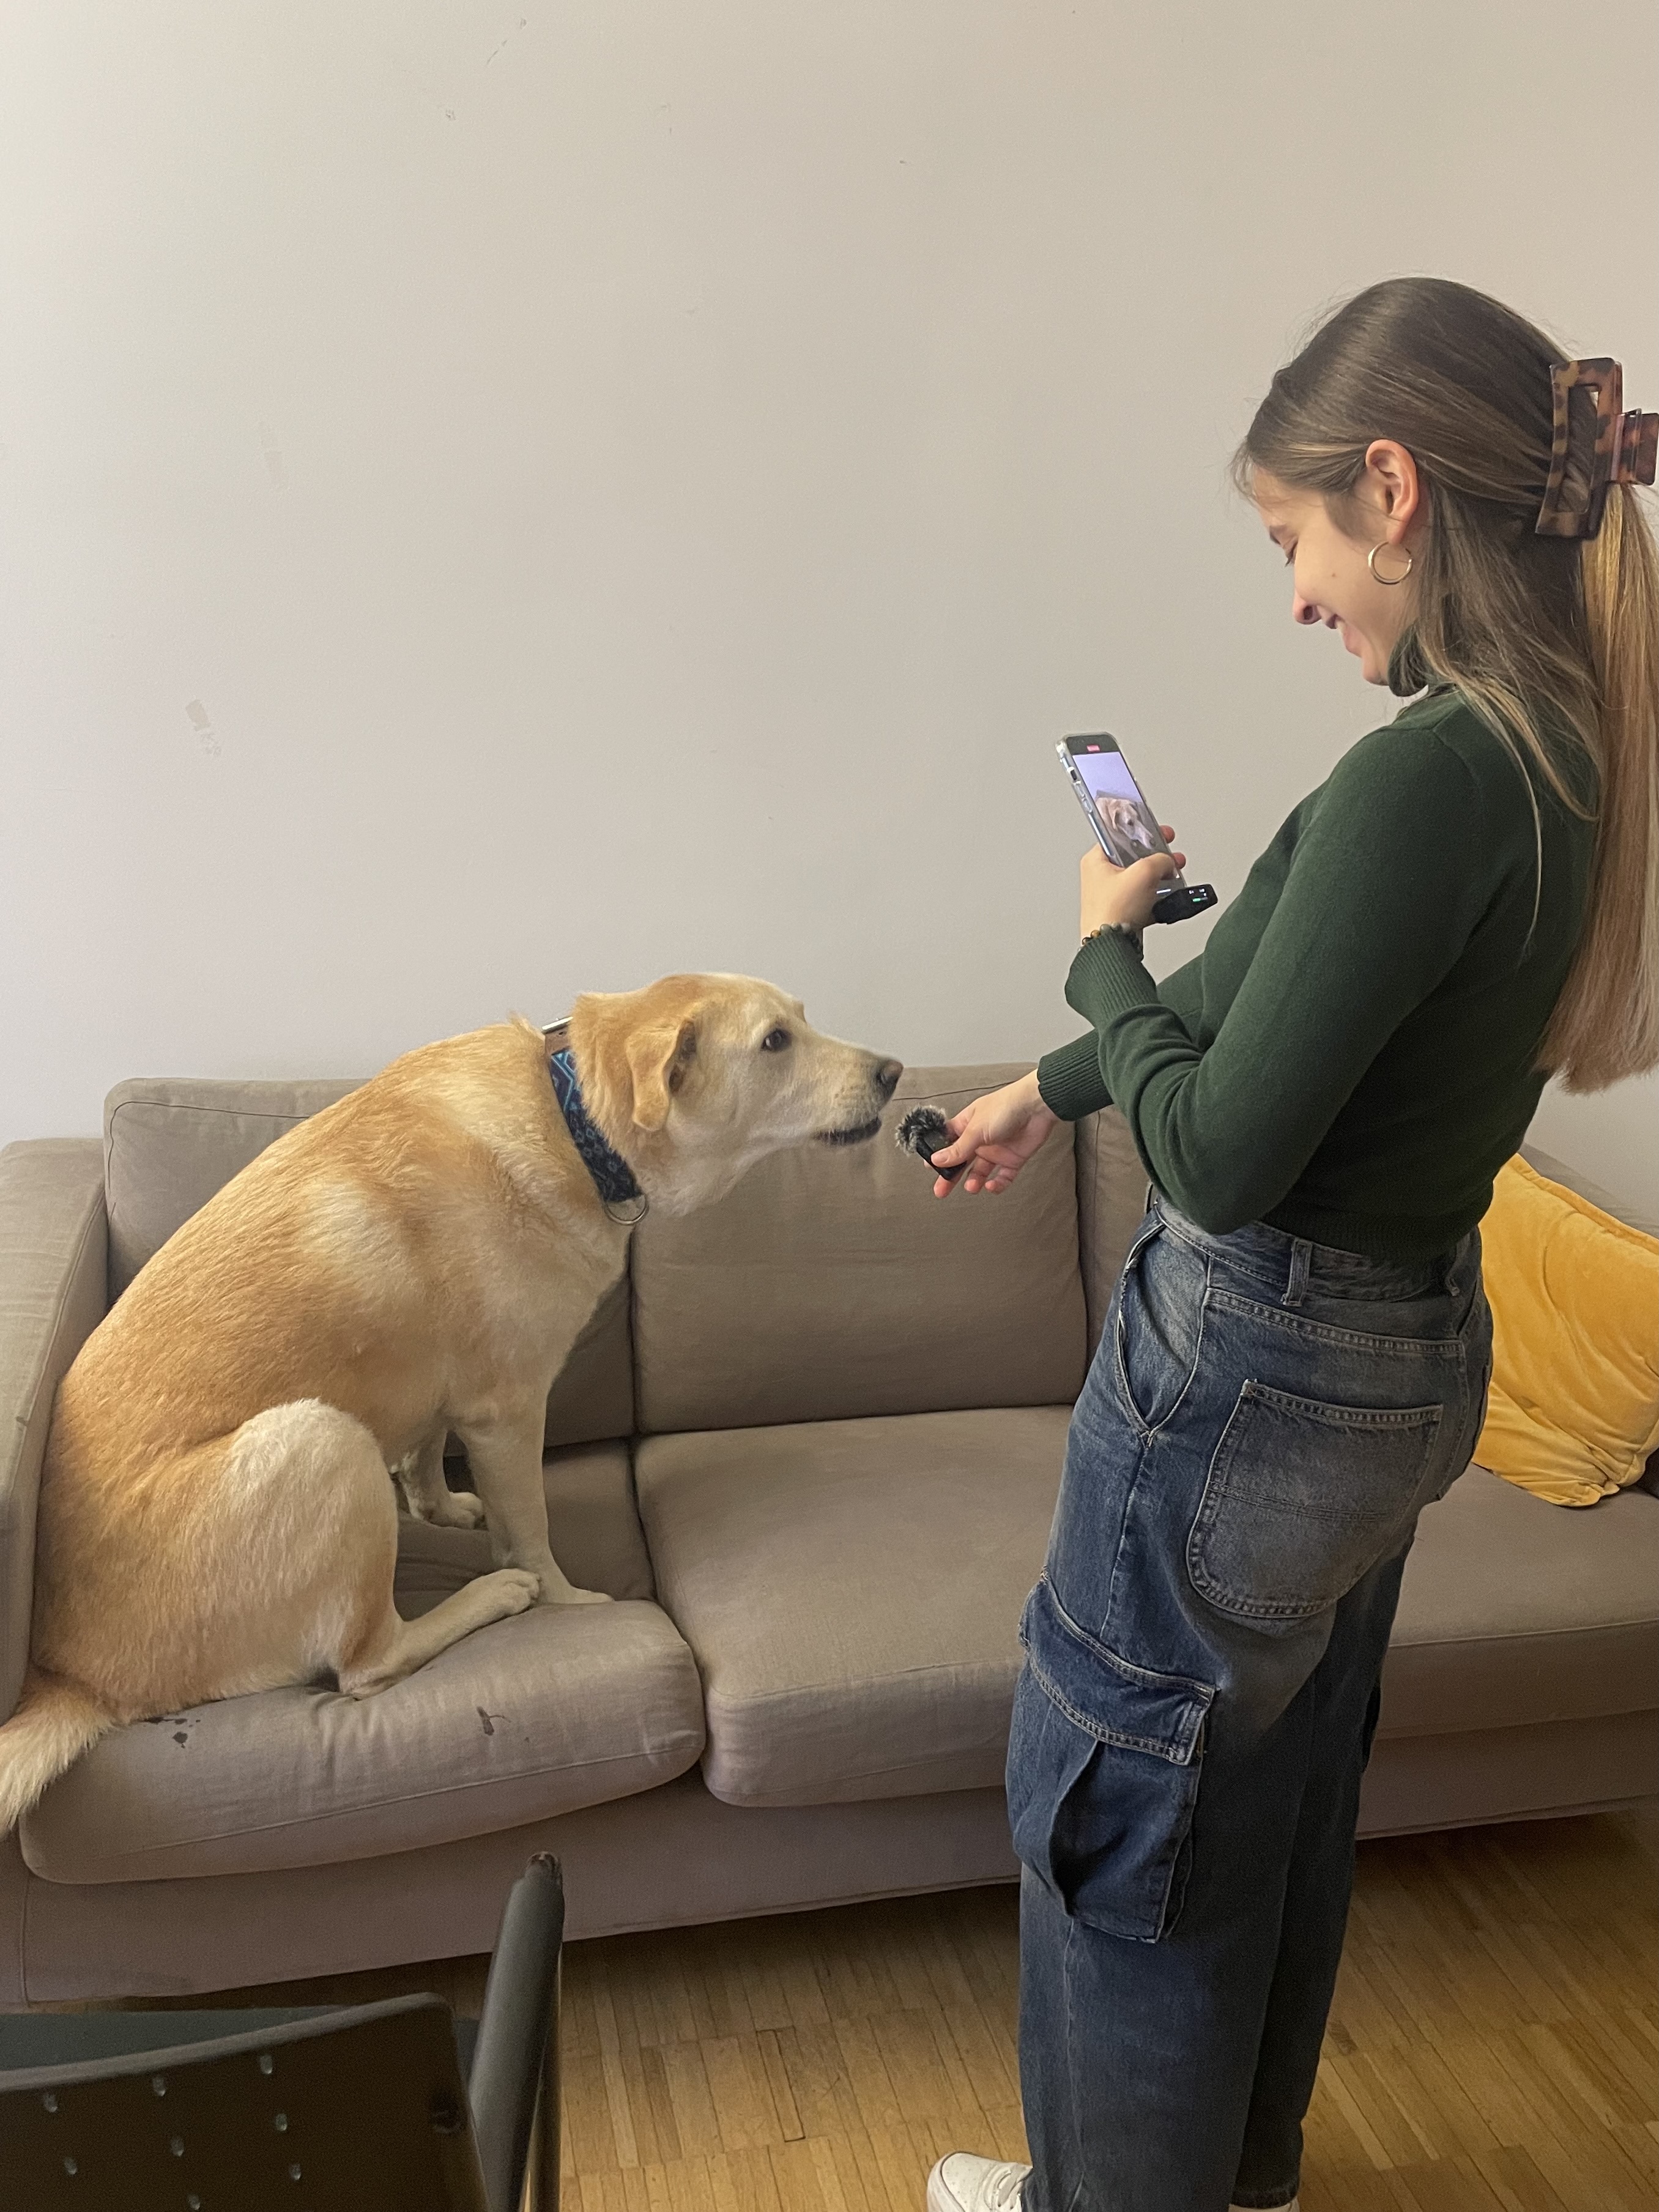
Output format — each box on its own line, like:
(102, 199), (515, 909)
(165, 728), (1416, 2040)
(928, 822), (1184, 1200)
(1080, 824), (1186, 938)
(926, 1071), (1058, 1198)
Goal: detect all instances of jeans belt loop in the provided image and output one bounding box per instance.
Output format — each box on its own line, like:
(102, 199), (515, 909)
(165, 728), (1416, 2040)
(1282, 1238), (1313, 1309)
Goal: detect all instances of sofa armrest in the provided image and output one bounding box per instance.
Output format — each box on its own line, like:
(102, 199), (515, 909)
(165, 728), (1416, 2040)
(0, 1141), (108, 1724)
(1074, 1107), (1149, 1358)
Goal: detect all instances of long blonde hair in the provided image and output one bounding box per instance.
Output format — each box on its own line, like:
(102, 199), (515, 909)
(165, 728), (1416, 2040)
(1234, 277), (1658, 1091)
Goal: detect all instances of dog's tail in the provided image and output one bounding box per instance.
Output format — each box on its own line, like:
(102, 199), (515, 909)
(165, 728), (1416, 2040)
(0, 1668), (113, 1833)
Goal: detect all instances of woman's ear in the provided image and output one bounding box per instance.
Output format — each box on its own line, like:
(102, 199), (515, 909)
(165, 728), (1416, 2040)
(1362, 438), (1423, 539)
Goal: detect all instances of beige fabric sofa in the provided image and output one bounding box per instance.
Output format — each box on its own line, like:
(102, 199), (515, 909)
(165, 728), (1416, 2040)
(2, 1064), (1655, 2007)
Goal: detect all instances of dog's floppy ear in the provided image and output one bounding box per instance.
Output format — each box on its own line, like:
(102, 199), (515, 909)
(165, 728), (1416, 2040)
(626, 1016), (697, 1133)
(570, 992), (698, 1138)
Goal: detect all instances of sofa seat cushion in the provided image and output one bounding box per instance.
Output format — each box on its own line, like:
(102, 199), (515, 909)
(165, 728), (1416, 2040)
(1379, 1466), (1659, 1737)
(393, 1443), (655, 1607)
(21, 1599), (704, 1885)
(636, 1406), (1071, 1808)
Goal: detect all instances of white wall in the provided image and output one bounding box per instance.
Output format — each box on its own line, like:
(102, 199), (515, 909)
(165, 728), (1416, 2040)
(3, 1), (1655, 1214)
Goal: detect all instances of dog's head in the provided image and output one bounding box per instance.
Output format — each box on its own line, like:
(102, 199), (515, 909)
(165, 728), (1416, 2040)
(568, 974), (902, 1215)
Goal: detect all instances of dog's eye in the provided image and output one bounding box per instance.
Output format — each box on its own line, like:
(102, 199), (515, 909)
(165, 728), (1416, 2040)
(759, 1028), (793, 1053)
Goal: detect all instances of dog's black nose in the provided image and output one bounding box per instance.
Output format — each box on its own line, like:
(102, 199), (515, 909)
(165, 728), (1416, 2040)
(874, 1058), (903, 1100)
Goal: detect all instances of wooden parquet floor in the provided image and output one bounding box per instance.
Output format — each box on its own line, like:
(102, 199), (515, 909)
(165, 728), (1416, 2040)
(108, 1808), (1657, 2212)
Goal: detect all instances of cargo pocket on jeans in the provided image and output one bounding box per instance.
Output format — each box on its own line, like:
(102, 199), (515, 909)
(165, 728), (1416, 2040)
(1006, 1576), (1214, 1943)
(1188, 1382), (1443, 1627)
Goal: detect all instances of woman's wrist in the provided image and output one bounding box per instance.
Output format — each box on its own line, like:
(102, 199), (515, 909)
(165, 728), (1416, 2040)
(1081, 919), (1144, 957)
(1013, 1069), (1053, 1123)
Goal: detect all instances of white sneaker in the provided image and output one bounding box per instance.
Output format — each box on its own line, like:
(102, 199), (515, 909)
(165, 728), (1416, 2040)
(927, 2153), (1030, 2212)
(922, 2157), (1299, 2212)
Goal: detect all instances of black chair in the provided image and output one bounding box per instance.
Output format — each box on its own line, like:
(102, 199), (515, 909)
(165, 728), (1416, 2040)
(0, 1851), (564, 2211)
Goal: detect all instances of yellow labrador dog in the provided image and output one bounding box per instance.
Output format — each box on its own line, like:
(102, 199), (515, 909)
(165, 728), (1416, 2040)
(0, 974), (900, 1830)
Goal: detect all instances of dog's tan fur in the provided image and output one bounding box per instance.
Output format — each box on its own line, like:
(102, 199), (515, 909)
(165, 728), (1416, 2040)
(0, 974), (898, 1830)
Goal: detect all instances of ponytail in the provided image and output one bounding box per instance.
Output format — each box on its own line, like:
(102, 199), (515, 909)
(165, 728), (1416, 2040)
(1542, 486), (1659, 1087)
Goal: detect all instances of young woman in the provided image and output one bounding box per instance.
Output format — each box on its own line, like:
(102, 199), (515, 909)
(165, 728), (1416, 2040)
(923, 279), (1658, 2212)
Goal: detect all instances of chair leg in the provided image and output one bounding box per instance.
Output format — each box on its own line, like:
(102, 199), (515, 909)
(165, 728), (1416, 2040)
(534, 1952), (562, 2212)
(521, 2099), (543, 2212)
(472, 1854), (565, 2212)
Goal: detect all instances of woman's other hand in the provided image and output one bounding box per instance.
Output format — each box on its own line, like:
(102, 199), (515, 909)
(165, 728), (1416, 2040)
(926, 1071), (1058, 1197)
(1080, 825), (1187, 938)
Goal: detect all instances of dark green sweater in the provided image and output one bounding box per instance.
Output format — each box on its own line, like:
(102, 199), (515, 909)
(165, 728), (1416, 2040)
(1037, 685), (1594, 1260)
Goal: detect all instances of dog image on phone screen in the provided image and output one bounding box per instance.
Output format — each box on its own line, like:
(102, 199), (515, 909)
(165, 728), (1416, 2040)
(1096, 792), (1163, 859)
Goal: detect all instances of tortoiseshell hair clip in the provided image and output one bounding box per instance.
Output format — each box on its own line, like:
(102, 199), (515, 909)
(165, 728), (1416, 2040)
(1536, 357), (1659, 539)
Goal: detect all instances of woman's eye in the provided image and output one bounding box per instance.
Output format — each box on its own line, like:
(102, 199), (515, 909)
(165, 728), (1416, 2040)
(760, 1028), (792, 1053)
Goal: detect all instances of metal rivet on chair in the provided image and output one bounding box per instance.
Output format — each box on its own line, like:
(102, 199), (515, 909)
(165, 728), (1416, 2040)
(188, 2196), (202, 2210)
(171, 2136), (185, 2156)
(274, 2111), (288, 2131)
(41, 2090), (58, 2113)
(151, 2073), (167, 2096)
(258, 2052), (275, 2076)
(288, 2165), (302, 2182)
(63, 2156), (78, 2175)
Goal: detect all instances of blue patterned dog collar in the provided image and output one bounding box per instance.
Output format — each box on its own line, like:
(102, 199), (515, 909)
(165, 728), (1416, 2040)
(543, 1022), (647, 1223)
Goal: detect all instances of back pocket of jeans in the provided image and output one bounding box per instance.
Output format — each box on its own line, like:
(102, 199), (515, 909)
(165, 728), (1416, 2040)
(1187, 1382), (1442, 1627)
(1006, 1577), (1214, 1942)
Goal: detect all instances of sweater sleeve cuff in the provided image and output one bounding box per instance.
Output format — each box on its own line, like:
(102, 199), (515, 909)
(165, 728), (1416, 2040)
(1036, 1032), (1112, 1121)
(1064, 926), (1160, 1028)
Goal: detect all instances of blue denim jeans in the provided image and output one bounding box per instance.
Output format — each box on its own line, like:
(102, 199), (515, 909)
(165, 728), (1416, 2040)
(1006, 1197), (1491, 2212)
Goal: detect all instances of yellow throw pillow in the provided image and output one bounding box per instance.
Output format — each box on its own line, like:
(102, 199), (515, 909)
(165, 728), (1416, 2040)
(1474, 1155), (1659, 1507)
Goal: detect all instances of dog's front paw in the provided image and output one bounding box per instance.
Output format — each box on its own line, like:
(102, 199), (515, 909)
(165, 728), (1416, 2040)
(494, 1569), (543, 1614)
(435, 1491), (488, 1530)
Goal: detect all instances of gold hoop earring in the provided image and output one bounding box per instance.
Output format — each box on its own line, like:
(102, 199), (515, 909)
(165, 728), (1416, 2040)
(1368, 542), (1413, 585)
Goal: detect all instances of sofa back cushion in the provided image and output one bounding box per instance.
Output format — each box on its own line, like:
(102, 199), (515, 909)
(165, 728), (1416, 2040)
(1074, 1105), (1151, 1357)
(106, 1078), (360, 1300)
(631, 1063), (1088, 1433)
(102, 1077), (634, 1447)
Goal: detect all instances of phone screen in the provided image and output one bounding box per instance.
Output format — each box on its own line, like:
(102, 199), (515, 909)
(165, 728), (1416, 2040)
(1061, 735), (1186, 885)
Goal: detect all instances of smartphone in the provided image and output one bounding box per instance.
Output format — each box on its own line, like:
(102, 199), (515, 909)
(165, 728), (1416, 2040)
(1056, 734), (1218, 926)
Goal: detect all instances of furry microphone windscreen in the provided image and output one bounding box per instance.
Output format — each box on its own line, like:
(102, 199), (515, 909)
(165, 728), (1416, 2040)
(895, 1105), (962, 1179)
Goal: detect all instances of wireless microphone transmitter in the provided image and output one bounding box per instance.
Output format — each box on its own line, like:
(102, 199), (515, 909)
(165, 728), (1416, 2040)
(896, 1106), (963, 1180)
(1150, 883), (1219, 924)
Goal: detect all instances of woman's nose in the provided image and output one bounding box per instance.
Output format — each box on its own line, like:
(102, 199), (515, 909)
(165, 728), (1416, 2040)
(1292, 590), (1321, 626)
